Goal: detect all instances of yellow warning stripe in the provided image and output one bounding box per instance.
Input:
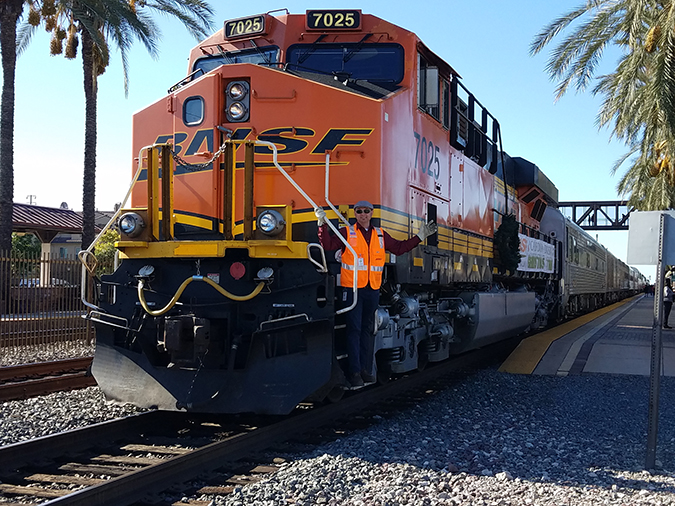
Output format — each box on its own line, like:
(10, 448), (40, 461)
(498, 296), (638, 374)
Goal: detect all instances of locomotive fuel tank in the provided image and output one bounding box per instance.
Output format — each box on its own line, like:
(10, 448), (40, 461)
(450, 290), (535, 353)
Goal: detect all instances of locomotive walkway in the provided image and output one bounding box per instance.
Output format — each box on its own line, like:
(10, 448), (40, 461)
(500, 295), (675, 376)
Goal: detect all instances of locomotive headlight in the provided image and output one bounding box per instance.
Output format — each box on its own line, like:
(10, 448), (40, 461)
(228, 102), (248, 120)
(257, 209), (286, 235)
(225, 80), (250, 122)
(227, 82), (248, 100)
(118, 212), (145, 238)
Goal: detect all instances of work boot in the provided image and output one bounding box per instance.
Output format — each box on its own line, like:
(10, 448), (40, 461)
(349, 372), (364, 387)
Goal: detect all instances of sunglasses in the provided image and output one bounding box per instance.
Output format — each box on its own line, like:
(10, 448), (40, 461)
(355, 209), (372, 214)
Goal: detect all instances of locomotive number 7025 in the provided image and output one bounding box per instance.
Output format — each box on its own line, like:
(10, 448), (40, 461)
(414, 131), (441, 180)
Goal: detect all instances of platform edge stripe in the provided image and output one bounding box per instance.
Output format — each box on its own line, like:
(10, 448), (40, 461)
(498, 295), (641, 375)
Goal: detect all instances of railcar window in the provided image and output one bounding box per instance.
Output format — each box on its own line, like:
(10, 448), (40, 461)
(194, 46), (280, 75)
(286, 43), (404, 83)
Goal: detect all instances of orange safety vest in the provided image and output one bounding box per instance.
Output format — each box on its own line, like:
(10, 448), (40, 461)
(340, 225), (386, 289)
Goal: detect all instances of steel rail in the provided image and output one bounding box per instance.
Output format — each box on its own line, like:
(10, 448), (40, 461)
(38, 341), (514, 506)
(0, 411), (174, 470)
(0, 357), (95, 401)
(0, 373), (97, 401)
(0, 357), (93, 382)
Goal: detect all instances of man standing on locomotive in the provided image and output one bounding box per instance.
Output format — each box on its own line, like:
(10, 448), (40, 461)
(315, 201), (437, 388)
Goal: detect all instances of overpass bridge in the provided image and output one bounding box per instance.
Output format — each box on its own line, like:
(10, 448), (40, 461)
(557, 201), (633, 231)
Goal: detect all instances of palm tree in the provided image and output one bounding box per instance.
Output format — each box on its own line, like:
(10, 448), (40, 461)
(531, 0), (675, 210)
(0, 0), (27, 253)
(71, 0), (215, 248)
(19, 0), (214, 248)
(0, 0), (151, 253)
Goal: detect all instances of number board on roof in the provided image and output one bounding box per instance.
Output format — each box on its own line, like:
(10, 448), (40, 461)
(306, 10), (362, 31)
(224, 14), (267, 39)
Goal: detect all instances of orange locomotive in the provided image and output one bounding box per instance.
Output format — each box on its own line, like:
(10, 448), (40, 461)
(89, 10), (560, 414)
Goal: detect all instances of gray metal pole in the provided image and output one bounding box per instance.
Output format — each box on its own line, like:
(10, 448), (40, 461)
(646, 213), (665, 469)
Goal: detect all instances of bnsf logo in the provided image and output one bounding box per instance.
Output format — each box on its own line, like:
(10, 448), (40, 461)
(154, 127), (373, 156)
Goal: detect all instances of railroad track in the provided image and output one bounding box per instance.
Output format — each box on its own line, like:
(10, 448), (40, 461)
(0, 357), (96, 401)
(0, 338), (517, 505)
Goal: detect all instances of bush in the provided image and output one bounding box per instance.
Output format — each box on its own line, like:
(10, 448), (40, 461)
(93, 229), (120, 274)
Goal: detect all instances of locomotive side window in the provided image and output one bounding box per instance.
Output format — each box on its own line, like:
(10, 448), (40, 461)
(286, 43), (404, 84)
(194, 46), (280, 76)
(183, 96), (204, 126)
(418, 54), (440, 120)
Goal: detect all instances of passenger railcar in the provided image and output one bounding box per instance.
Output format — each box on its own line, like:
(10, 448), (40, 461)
(540, 209), (645, 314)
(84, 10), (644, 415)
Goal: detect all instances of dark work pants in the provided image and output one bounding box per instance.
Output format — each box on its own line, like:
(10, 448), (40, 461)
(665, 301), (673, 326)
(342, 286), (380, 375)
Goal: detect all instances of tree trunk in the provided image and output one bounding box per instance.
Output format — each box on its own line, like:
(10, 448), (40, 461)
(81, 30), (97, 250)
(0, 0), (24, 253)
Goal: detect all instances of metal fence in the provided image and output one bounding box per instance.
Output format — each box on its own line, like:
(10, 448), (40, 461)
(0, 250), (103, 348)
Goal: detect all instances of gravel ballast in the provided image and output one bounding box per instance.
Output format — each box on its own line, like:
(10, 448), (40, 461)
(0, 342), (94, 366)
(209, 369), (675, 506)
(0, 386), (145, 446)
(2, 365), (675, 505)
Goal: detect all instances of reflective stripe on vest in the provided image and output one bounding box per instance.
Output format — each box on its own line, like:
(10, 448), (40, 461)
(340, 225), (386, 289)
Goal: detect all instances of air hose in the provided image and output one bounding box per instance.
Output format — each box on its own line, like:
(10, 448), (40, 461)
(137, 276), (265, 317)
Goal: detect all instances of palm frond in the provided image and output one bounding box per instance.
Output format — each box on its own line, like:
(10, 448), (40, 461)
(138, 0), (214, 40)
(534, 0), (675, 209)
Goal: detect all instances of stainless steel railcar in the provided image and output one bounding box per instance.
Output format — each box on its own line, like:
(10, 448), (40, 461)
(540, 208), (646, 315)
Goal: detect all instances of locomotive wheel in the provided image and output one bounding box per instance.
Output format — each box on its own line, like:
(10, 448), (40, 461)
(376, 356), (393, 384)
(325, 385), (344, 403)
(417, 350), (429, 371)
(377, 368), (392, 385)
(377, 370), (391, 384)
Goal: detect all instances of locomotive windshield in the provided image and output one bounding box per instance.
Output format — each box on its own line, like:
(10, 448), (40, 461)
(193, 45), (280, 75)
(286, 43), (404, 83)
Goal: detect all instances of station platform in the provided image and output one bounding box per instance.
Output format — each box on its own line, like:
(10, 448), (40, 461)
(499, 295), (675, 376)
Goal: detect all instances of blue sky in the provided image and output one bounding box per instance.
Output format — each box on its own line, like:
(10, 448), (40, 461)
(7, 1), (652, 278)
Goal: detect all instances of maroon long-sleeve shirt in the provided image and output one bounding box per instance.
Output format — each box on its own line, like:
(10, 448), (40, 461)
(318, 223), (421, 255)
